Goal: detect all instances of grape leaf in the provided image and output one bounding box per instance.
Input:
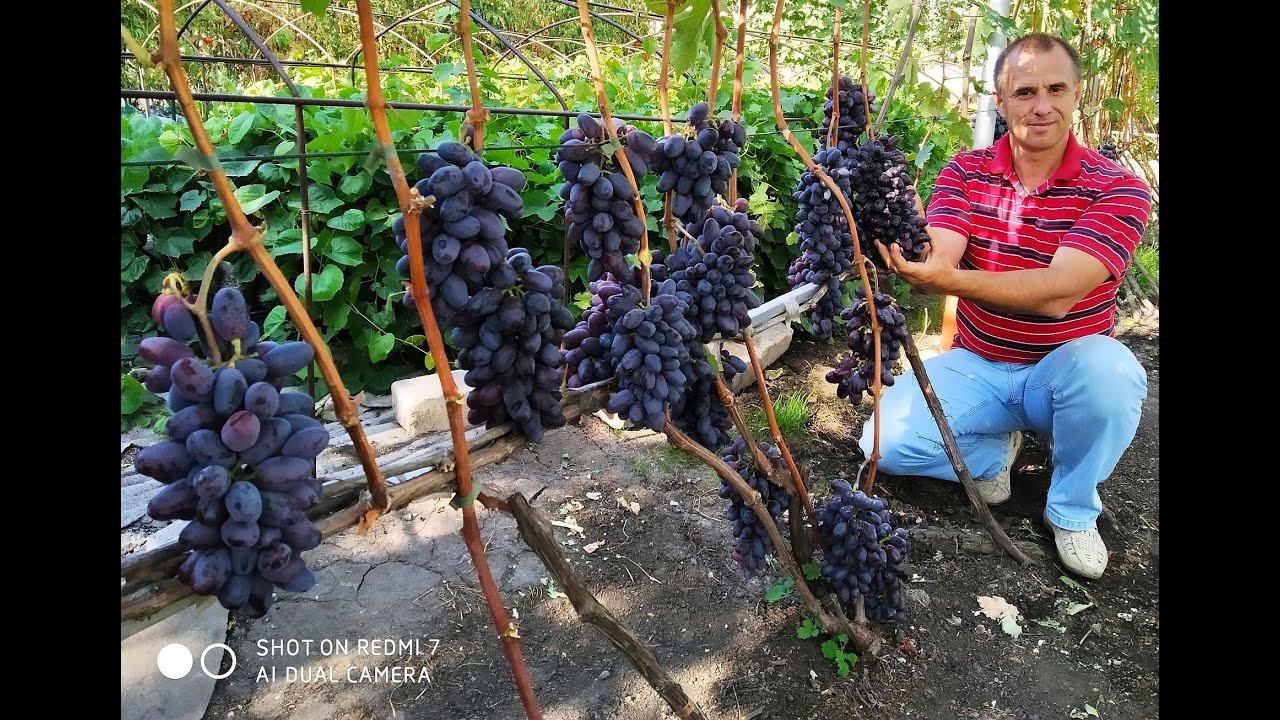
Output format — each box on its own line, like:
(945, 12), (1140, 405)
(296, 265), (343, 302)
(300, 0), (331, 15)
(765, 579), (794, 604)
(367, 332), (395, 363)
(669, 0), (715, 79)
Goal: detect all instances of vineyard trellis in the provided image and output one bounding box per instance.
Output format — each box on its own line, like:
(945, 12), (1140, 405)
(120, 0), (1156, 716)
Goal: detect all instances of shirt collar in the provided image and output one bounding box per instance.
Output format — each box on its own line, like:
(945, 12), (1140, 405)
(989, 131), (1085, 185)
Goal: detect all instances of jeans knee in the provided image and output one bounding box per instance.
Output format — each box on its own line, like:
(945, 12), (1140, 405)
(860, 422), (938, 474)
(1058, 335), (1147, 411)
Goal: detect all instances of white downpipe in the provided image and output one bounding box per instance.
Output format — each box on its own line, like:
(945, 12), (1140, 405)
(973, 0), (1011, 150)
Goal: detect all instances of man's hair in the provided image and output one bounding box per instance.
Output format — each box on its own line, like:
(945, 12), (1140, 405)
(993, 33), (1082, 95)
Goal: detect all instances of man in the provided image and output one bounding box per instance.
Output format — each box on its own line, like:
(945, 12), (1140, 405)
(862, 33), (1152, 579)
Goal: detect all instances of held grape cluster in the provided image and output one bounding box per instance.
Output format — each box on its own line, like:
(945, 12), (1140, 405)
(650, 102), (744, 225)
(135, 287), (325, 617)
(822, 76), (877, 150)
(786, 144), (858, 340)
(717, 436), (793, 578)
(1097, 142), (1121, 161)
(825, 287), (909, 404)
(602, 278), (698, 432)
(455, 248), (575, 443)
(556, 113), (655, 283)
(814, 479), (909, 623)
(848, 135), (931, 265)
(393, 140), (527, 324)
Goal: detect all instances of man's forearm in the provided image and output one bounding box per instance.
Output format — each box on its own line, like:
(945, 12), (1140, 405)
(940, 266), (1078, 319)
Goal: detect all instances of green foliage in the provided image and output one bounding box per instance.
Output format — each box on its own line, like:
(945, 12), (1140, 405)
(118, 10), (989, 415)
(121, 373), (168, 434)
(765, 578), (795, 604)
(795, 618), (858, 676)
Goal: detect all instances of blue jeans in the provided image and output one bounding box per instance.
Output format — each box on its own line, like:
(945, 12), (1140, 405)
(857, 335), (1147, 531)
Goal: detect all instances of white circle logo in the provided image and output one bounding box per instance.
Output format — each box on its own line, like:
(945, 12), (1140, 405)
(202, 643), (237, 679)
(157, 643), (193, 679)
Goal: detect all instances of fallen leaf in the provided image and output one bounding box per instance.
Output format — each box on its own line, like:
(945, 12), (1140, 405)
(552, 518), (586, 537)
(1031, 618), (1066, 633)
(629, 501), (641, 515)
(999, 612), (1023, 638)
(617, 497), (641, 515)
(766, 367), (786, 380)
(585, 492), (603, 501)
(1085, 703), (1098, 717)
(1060, 575), (1087, 592)
(976, 595), (1020, 620)
(1066, 602), (1094, 616)
(583, 541), (605, 554)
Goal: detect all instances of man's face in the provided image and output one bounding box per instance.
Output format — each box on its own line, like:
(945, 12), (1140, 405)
(994, 44), (1083, 152)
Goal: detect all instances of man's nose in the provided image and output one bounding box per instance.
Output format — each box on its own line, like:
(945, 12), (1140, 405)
(1032, 92), (1053, 115)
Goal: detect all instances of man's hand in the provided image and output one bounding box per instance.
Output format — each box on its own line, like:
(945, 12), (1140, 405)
(875, 239), (955, 295)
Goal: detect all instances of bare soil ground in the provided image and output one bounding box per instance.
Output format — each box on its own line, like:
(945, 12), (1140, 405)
(201, 319), (1158, 720)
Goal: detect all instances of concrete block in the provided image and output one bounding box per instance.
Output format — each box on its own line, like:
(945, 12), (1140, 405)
(391, 369), (473, 436)
(721, 322), (795, 393)
(121, 597), (229, 720)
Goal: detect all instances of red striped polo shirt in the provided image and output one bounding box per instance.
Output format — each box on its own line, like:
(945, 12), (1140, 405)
(926, 132), (1153, 363)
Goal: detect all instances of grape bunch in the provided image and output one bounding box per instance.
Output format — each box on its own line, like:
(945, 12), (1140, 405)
(824, 287), (909, 404)
(456, 248), (575, 443)
(650, 102), (744, 225)
(393, 140), (527, 324)
(848, 135), (931, 265)
(1097, 142), (1121, 161)
(717, 435), (793, 577)
(149, 282), (262, 370)
(786, 145), (858, 340)
(994, 113), (1008, 142)
(561, 273), (630, 390)
(602, 278), (697, 431)
(814, 479), (909, 623)
(556, 113), (655, 283)
(666, 200), (763, 343)
(822, 76), (877, 150)
(134, 287), (325, 617)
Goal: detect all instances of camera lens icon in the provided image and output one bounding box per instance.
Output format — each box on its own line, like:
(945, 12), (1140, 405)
(157, 643), (237, 680)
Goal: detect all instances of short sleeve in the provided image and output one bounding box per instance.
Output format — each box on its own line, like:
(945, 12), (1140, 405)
(1058, 178), (1153, 279)
(926, 159), (973, 238)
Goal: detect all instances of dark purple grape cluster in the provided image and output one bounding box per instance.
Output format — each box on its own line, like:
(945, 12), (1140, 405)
(786, 144), (858, 340)
(825, 287), (909, 404)
(457, 248), (575, 443)
(561, 273), (631, 390)
(135, 287), (325, 618)
(822, 76), (877, 150)
(848, 135), (930, 266)
(602, 278), (697, 431)
(718, 436), (792, 577)
(557, 113), (655, 283)
(650, 101), (744, 225)
(994, 113), (1008, 142)
(667, 199), (763, 343)
(394, 140), (527, 324)
(814, 478), (909, 623)
(1097, 142), (1121, 161)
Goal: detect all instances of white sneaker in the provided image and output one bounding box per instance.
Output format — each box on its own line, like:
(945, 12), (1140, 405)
(1043, 510), (1108, 579)
(974, 431), (1023, 505)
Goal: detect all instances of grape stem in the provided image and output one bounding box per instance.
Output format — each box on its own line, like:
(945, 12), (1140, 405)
(767, 0), (885, 488)
(575, 0), (650, 304)
(663, 421), (881, 655)
(899, 332), (1033, 565)
(183, 241), (239, 366)
(712, 375), (794, 503)
(727, 0), (747, 204)
(860, 0), (873, 140)
(827, 6), (841, 150)
(458, 0), (488, 150)
(153, 0), (390, 521)
(871, 0), (924, 137)
(742, 330), (825, 554)
(659, 1), (678, 254)
(707, 0), (728, 112)
(506, 493), (709, 720)
(353, 2), (544, 716)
